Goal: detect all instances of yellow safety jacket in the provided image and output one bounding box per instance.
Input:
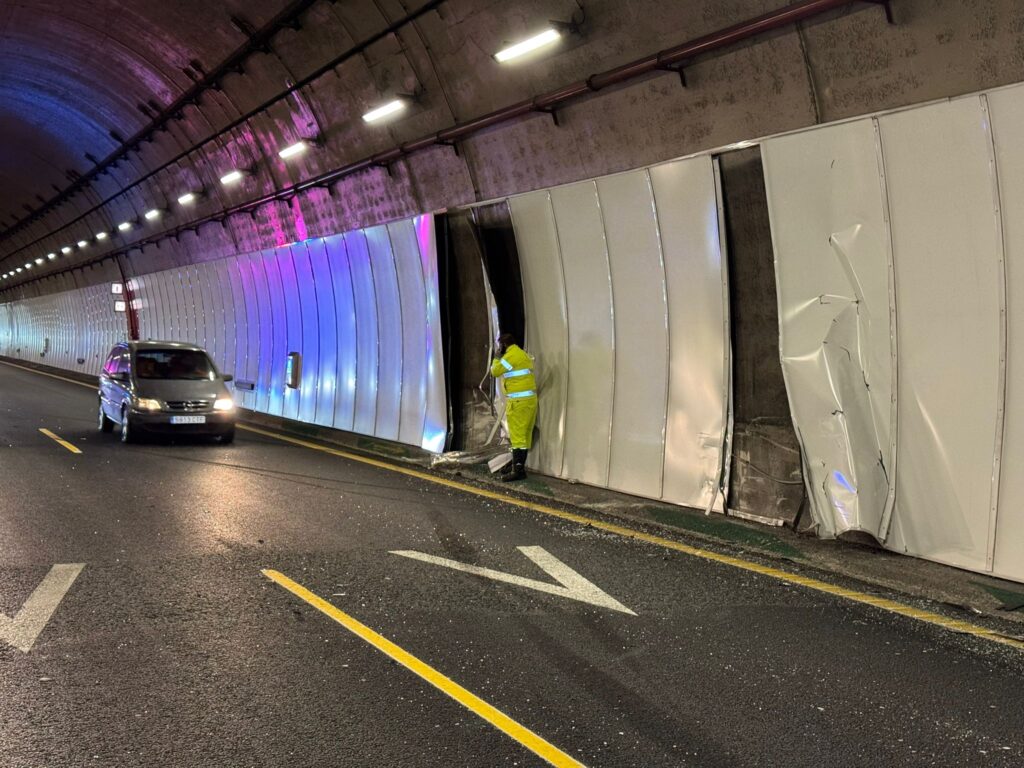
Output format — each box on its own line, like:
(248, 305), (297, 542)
(491, 344), (537, 399)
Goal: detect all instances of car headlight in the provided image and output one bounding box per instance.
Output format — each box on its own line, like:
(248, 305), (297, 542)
(213, 397), (235, 412)
(135, 397), (162, 411)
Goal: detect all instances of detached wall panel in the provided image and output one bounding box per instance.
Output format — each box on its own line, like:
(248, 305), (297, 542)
(508, 192), (569, 477)
(367, 225), (403, 442)
(391, 219), (429, 447)
(347, 230), (380, 438)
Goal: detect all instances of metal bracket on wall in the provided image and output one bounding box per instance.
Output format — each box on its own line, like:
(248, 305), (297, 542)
(534, 106), (560, 127)
(863, 0), (894, 23)
(658, 61), (688, 88)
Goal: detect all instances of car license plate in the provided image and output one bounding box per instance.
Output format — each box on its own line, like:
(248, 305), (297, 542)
(170, 415), (206, 425)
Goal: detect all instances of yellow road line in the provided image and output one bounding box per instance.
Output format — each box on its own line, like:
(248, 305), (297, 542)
(241, 424), (1024, 652)
(39, 428), (82, 455)
(262, 569), (586, 768)
(6, 358), (1022, 651)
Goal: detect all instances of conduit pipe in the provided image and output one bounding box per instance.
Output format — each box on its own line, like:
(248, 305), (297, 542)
(1, 0), (891, 294)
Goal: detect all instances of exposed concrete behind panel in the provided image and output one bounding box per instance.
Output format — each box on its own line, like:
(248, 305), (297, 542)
(7, 1), (1024, 289)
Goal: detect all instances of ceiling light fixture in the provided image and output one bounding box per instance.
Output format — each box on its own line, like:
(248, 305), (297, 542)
(278, 140), (312, 160)
(177, 191), (197, 206)
(494, 28), (562, 62)
(96, 231), (108, 241)
(16, 267), (23, 273)
(362, 99), (406, 123)
(77, 240), (87, 248)
(47, 252), (56, 260)
(220, 170), (245, 186)
(61, 246), (72, 254)
(35, 257), (44, 265)
(24, 263), (32, 270)
(117, 221), (132, 232)
(144, 208), (161, 221)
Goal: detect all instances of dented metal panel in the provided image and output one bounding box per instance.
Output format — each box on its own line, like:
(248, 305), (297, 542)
(762, 119), (897, 539)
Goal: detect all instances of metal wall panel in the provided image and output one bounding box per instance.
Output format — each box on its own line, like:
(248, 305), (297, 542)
(762, 120), (897, 539)
(263, 250), (288, 418)
(597, 171), (670, 499)
(366, 225), (403, 442)
(549, 182), (615, 488)
(413, 215), (448, 454)
(291, 243), (321, 425)
(308, 238), (338, 427)
(650, 156), (731, 510)
(390, 219), (429, 447)
(508, 192), (569, 476)
(325, 234), (357, 432)
(346, 230), (380, 437)
(879, 97), (1003, 572)
(986, 84), (1024, 581)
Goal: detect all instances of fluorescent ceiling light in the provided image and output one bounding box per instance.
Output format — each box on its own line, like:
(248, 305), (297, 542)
(220, 170), (244, 186)
(362, 99), (406, 123)
(278, 141), (309, 159)
(118, 221), (132, 231)
(61, 246), (72, 254)
(16, 267), (23, 273)
(494, 28), (561, 62)
(35, 257), (44, 265)
(77, 240), (87, 248)
(24, 263), (32, 270)
(96, 231), (108, 241)
(177, 192), (197, 206)
(47, 252), (56, 259)
(144, 208), (161, 221)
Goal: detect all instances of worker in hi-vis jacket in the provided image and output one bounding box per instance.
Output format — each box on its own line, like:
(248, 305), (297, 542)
(491, 332), (538, 482)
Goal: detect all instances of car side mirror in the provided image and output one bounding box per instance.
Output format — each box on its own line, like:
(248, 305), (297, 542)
(222, 374), (234, 383)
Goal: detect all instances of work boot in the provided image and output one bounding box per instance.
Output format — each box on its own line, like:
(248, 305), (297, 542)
(502, 449), (528, 482)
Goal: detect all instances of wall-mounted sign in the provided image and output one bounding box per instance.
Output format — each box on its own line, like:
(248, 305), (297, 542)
(286, 352), (301, 389)
(111, 282), (124, 295)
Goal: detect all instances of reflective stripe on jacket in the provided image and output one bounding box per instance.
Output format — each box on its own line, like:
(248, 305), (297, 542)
(490, 344), (537, 397)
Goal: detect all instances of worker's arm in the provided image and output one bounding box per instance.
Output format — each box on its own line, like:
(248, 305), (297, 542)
(490, 357), (506, 378)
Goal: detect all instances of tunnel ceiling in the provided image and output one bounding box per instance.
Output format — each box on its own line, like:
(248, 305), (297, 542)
(0, 0), (976, 291)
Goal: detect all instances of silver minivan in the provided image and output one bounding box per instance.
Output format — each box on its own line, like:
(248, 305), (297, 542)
(98, 341), (236, 444)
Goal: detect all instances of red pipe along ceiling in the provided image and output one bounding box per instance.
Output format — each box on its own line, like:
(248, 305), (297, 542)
(1, 0), (892, 291)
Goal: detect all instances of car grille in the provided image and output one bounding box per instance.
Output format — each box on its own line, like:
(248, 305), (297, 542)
(165, 400), (212, 412)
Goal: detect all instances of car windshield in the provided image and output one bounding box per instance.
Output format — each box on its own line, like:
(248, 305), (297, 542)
(135, 349), (216, 380)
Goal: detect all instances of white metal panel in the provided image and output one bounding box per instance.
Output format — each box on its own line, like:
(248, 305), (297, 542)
(597, 171), (670, 498)
(650, 156), (731, 510)
(762, 119), (896, 538)
(227, 258), (256, 409)
(366, 224), (403, 442)
(249, 252), (277, 415)
(325, 234), (357, 432)
(880, 97), (1003, 572)
(275, 247), (302, 422)
(307, 238), (338, 427)
(412, 214), (448, 453)
(290, 243), (321, 425)
(389, 218), (429, 447)
(549, 181), (615, 487)
(508, 192), (569, 476)
(986, 84), (1024, 581)
(346, 229), (379, 437)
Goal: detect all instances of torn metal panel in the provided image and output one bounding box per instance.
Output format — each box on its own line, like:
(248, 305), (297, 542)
(762, 119), (896, 539)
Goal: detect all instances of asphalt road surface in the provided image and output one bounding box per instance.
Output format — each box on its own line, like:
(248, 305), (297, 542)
(1, 360), (1022, 768)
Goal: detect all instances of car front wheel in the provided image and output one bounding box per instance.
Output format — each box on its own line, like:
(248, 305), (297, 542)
(120, 407), (135, 444)
(98, 400), (114, 433)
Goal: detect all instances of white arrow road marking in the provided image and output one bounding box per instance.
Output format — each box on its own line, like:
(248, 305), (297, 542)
(0, 564), (85, 653)
(390, 546), (636, 615)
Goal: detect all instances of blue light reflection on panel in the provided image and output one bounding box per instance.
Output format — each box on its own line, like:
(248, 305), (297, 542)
(308, 239), (339, 428)
(249, 252), (277, 415)
(365, 225), (403, 442)
(346, 230), (379, 437)
(389, 219), (429, 447)
(290, 243), (321, 425)
(325, 234), (357, 432)
(276, 246), (303, 422)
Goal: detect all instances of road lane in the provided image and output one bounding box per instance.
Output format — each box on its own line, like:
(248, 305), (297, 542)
(1, 360), (1023, 767)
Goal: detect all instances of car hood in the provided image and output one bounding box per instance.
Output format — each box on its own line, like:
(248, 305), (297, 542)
(135, 379), (229, 402)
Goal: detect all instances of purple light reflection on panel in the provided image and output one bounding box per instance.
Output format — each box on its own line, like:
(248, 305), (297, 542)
(414, 214), (448, 453)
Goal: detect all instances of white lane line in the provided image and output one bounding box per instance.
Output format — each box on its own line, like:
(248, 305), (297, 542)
(0, 564), (86, 653)
(391, 546), (636, 615)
